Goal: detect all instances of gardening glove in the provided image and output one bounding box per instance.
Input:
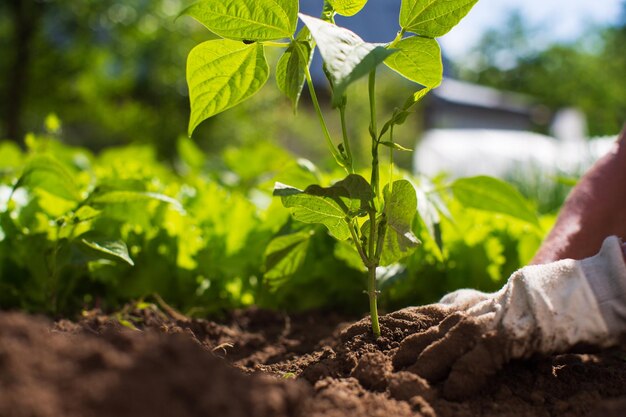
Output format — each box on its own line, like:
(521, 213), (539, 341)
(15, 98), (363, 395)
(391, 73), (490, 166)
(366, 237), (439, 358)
(393, 235), (626, 400)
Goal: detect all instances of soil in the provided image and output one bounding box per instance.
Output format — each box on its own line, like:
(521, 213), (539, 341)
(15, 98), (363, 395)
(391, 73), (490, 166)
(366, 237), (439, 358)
(1, 304), (626, 417)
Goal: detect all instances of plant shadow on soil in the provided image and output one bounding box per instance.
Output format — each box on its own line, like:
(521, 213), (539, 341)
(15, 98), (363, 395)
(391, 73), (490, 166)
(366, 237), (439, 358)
(1, 305), (626, 417)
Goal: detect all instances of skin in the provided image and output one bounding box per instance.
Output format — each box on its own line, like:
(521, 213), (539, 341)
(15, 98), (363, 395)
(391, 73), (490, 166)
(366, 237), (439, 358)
(532, 126), (626, 264)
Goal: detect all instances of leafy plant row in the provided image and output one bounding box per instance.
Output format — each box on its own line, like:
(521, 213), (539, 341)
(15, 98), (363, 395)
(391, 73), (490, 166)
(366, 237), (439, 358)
(0, 125), (549, 315)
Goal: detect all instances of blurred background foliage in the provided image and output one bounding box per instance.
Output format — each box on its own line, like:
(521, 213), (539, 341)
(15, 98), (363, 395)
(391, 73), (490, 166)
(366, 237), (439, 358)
(0, 130), (551, 315)
(0, 0), (622, 316)
(455, 8), (626, 136)
(2, 0), (623, 154)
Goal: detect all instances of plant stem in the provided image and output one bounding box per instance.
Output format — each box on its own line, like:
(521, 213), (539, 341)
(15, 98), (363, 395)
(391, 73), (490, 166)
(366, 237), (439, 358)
(348, 220), (368, 264)
(339, 105), (354, 173)
(367, 264), (381, 338)
(389, 29), (406, 47)
(303, 64), (347, 171)
(389, 123), (395, 194)
(368, 70), (380, 197)
(367, 210), (381, 338)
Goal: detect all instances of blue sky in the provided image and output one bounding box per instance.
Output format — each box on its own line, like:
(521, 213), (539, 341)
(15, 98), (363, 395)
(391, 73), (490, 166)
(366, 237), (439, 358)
(440, 0), (624, 58)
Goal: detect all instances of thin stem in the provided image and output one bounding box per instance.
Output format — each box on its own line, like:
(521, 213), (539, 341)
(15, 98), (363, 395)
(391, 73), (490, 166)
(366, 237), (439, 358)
(389, 28), (406, 47)
(348, 220), (368, 265)
(339, 105), (354, 173)
(367, 265), (381, 338)
(303, 64), (346, 170)
(367, 210), (381, 338)
(389, 123), (395, 194)
(368, 70), (380, 197)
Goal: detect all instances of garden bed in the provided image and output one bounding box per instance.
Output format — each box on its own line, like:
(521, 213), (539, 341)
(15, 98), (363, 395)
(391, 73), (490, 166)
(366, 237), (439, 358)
(1, 306), (626, 417)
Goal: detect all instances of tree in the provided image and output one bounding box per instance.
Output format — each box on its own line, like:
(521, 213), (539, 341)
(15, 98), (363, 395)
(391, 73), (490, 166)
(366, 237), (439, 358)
(456, 8), (626, 136)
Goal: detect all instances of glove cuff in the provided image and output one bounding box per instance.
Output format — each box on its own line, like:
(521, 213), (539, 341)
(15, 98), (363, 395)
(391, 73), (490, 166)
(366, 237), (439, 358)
(582, 236), (626, 335)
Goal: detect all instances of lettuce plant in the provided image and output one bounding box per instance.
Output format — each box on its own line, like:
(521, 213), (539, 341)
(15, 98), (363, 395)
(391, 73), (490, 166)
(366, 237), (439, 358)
(182, 0), (478, 337)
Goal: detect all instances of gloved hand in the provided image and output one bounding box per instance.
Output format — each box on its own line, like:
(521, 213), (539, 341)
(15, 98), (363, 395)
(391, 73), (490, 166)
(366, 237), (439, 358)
(392, 236), (626, 400)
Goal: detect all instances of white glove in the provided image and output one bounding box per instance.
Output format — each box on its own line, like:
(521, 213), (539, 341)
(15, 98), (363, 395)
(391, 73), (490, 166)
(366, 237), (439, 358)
(393, 236), (626, 399)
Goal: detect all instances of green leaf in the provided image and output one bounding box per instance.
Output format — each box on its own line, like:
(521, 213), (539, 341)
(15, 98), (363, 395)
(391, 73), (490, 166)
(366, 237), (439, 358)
(413, 176), (449, 249)
(17, 155), (80, 201)
(90, 191), (183, 210)
(380, 180), (420, 265)
(400, 0), (478, 37)
(181, 0), (298, 41)
(264, 231), (312, 282)
(274, 174), (374, 240)
(451, 176), (540, 227)
(334, 240), (366, 271)
(276, 29), (313, 112)
(298, 14), (396, 106)
(72, 205), (102, 223)
(187, 40), (269, 135)
(80, 236), (134, 266)
(385, 36), (442, 88)
(177, 136), (205, 170)
(328, 0), (367, 16)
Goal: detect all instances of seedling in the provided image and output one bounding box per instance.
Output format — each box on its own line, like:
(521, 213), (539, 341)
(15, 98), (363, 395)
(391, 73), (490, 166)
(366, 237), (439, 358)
(182, 0), (478, 337)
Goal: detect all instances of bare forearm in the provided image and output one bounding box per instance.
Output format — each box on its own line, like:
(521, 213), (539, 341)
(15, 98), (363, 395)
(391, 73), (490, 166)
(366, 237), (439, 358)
(532, 127), (626, 264)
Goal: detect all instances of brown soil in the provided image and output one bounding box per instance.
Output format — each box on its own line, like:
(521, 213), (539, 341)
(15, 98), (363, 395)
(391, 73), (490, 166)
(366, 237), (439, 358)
(1, 305), (626, 417)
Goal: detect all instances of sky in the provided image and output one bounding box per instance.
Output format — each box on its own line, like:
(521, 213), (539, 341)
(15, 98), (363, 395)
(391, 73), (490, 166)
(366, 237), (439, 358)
(439, 0), (624, 59)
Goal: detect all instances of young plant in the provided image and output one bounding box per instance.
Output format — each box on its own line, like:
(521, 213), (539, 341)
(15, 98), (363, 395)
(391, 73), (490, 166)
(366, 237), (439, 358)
(182, 0), (478, 337)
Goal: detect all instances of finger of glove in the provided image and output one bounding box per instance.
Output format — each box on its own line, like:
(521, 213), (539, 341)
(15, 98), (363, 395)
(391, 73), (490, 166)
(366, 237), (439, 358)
(443, 333), (508, 401)
(409, 318), (483, 382)
(393, 313), (463, 370)
(387, 305), (450, 327)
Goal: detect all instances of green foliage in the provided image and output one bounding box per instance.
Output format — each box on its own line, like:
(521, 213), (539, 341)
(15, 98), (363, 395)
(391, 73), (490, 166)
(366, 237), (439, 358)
(0, 0), (204, 152)
(384, 36), (442, 88)
(182, 0), (298, 41)
(263, 230), (312, 284)
(0, 127), (554, 316)
(399, 0), (479, 37)
(0, 133), (272, 314)
(379, 180), (421, 265)
(456, 10), (626, 136)
(187, 40), (269, 135)
(298, 14), (396, 106)
(182, 0), (480, 336)
(328, 0), (367, 16)
(80, 236), (134, 266)
(451, 176), (541, 227)
(274, 174), (373, 241)
(276, 29), (313, 112)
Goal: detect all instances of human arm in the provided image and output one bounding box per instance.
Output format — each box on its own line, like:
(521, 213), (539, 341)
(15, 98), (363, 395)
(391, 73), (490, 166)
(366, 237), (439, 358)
(532, 127), (626, 263)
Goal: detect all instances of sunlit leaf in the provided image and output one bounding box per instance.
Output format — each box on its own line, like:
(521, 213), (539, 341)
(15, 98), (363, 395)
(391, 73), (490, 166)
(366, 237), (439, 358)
(298, 14), (396, 106)
(380, 180), (420, 265)
(328, 0), (367, 16)
(264, 231), (312, 283)
(451, 176), (540, 227)
(187, 40), (269, 135)
(400, 0), (478, 37)
(17, 155), (80, 202)
(274, 174), (373, 240)
(385, 36), (442, 88)
(81, 236), (134, 266)
(182, 0), (298, 41)
(90, 190), (182, 210)
(276, 28), (313, 112)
